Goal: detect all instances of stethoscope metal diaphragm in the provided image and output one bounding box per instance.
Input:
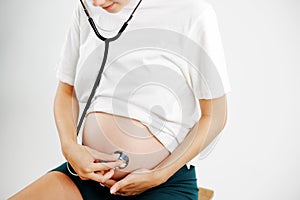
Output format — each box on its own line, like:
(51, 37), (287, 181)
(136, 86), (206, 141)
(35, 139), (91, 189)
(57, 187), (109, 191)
(113, 150), (129, 169)
(93, 150), (129, 169)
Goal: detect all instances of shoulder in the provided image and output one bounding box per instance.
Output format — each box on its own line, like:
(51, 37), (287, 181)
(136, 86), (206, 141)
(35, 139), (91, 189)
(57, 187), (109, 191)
(185, 0), (221, 34)
(183, 0), (216, 18)
(169, 0), (218, 30)
(144, 0), (216, 19)
(190, 0), (214, 11)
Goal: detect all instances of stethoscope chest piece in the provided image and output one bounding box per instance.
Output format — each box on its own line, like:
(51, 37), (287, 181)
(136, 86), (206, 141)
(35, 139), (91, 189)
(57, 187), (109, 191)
(114, 150), (129, 169)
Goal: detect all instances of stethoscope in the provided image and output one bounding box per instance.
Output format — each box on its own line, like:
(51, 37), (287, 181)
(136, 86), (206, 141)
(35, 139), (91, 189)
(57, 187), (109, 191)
(67, 0), (143, 176)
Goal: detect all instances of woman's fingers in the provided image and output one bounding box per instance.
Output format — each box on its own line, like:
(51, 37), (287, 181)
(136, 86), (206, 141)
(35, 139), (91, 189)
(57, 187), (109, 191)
(88, 171), (109, 183)
(84, 146), (119, 161)
(102, 169), (115, 181)
(103, 178), (117, 188)
(90, 160), (124, 171)
(78, 161), (122, 182)
(78, 167), (115, 183)
(88, 168), (115, 183)
(71, 161), (121, 181)
(66, 145), (123, 183)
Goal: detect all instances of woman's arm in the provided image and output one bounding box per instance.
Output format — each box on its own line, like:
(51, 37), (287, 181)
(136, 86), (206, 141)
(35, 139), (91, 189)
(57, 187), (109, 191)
(53, 81), (123, 183)
(153, 94), (228, 182)
(54, 81), (79, 150)
(109, 94), (228, 195)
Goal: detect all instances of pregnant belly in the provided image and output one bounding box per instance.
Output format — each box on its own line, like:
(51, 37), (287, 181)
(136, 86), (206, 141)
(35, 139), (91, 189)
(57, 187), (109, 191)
(82, 111), (170, 180)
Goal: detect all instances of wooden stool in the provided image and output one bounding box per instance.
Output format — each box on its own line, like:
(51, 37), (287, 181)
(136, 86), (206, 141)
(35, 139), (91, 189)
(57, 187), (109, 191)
(198, 187), (214, 200)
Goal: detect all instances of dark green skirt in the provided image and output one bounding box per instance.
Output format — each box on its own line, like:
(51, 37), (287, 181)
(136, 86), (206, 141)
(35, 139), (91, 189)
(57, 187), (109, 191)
(49, 162), (198, 200)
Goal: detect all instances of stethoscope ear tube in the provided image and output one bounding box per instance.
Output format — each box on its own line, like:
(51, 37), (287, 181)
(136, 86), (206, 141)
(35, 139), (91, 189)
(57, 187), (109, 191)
(79, 0), (91, 18)
(118, 23), (128, 34)
(88, 18), (107, 41)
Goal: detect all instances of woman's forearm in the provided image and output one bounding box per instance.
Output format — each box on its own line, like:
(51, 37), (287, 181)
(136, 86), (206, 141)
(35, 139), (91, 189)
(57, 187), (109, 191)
(53, 82), (79, 154)
(153, 115), (211, 181)
(153, 96), (228, 182)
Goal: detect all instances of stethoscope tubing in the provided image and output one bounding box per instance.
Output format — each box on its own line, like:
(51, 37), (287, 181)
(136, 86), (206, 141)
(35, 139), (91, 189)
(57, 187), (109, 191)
(66, 0), (142, 176)
(76, 0), (143, 136)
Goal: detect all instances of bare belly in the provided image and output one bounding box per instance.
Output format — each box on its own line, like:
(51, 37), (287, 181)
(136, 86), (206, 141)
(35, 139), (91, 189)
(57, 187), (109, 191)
(82, 111), (170, 180)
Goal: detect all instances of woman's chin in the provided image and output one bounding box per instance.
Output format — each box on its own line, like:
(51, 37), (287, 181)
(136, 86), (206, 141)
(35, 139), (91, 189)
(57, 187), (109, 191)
(102, 4), (122, 13)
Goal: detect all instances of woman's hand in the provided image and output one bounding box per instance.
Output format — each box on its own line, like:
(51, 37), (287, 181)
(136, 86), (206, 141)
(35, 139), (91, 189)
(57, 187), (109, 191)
(63, 143), (123, 183)
(106, 168), (166, 196)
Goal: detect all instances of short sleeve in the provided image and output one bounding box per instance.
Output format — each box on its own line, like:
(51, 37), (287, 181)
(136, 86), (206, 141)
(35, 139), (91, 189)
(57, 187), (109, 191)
(54, 2), (81, 86)
(190, 6), (231, 99)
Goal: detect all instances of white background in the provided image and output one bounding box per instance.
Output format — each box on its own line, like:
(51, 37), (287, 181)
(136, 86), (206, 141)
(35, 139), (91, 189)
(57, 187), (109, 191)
(1, 0), (299, 199)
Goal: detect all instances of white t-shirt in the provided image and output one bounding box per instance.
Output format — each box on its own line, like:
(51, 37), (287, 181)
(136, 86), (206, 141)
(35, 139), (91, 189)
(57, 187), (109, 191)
(55, 0), (232, 169)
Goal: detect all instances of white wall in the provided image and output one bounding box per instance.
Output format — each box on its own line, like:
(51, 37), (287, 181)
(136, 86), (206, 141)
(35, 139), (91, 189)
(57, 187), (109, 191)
(1, 0), (299, 199)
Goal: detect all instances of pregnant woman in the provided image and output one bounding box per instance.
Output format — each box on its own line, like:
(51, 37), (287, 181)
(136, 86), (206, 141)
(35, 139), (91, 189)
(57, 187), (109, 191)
(9, 0), (231, 199)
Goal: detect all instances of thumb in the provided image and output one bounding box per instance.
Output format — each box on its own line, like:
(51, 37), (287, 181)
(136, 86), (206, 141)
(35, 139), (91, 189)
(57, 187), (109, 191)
(110, 178), (128, 194)
(104, 178), (117, 187)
